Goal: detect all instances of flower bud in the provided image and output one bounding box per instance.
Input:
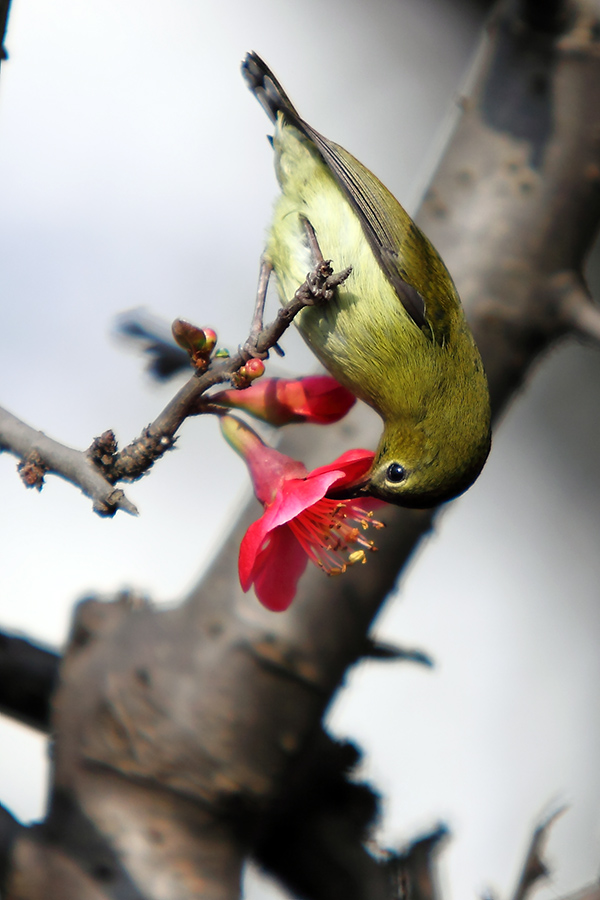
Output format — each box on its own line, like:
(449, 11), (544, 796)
(171, 319), (218, 372)
(172, 319), (210, 353)
(212, 375), (356, 426)
(231, 358), (266, 389)
(219, 414), (306, 503)
(202, 328), (217, 354)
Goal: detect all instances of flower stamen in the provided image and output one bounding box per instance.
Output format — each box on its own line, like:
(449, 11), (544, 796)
(288, 496), (384, 576)
(348, 550), (367, 565)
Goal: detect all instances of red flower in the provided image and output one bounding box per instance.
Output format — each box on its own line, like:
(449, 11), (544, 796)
(212, 375), (356, 426)
(220, 415), (383, 611)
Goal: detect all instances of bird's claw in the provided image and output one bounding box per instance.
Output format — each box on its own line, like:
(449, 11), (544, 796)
(295, 261), (353, 306)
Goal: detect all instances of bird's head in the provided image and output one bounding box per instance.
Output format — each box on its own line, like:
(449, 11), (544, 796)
(333, 418), (491, 509)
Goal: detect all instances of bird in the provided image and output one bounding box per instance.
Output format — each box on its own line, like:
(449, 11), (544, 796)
(241, 52), (491, 508)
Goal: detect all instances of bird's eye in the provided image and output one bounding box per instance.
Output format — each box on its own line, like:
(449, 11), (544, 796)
(386, 463), (406, 484)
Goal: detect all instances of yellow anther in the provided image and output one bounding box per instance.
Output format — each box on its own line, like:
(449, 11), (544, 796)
(348, 550), (367, 565)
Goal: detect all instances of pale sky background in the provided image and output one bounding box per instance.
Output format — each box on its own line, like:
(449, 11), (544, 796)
(1, 1), (600, 898)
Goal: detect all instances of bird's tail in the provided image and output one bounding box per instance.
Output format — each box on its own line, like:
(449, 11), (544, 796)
(241, 52), (303, 127)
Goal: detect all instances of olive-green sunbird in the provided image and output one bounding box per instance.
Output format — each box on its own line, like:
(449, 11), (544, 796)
(242, 52), (491, 507)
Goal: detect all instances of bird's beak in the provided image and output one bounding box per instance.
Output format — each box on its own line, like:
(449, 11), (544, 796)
(326, 479), (371, 501)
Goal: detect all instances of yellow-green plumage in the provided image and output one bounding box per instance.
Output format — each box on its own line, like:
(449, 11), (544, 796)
(243, 52), (491, 507)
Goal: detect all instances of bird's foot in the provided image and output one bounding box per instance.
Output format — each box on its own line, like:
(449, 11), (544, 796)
(295, 260), (353, 306)
(297, 215), (352, 305)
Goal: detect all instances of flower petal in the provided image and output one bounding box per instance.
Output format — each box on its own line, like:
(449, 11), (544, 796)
(240, 472), (341, 572)
(250, 525), (308, 611)
(270, 471), (343, 528)
(309, 448), (375, 488)
(238, 492), (287, 589)
(239, 468), (344, 593)
(279, 376), (356, 424)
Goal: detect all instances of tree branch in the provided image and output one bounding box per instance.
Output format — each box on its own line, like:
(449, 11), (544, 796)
(551, 272), (600, 344)
(510, 808), (566, 900)
(0, 805), (21, 892)
(0, 631), (58, 733)
(0, 408), (139, 516)
(390, 825), (449, 900)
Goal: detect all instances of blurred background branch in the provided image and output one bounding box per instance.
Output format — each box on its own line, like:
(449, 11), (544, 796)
(0, 0), (11, 67)
(0, 632), (58, 732)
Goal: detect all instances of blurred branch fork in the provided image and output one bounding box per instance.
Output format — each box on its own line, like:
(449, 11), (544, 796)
(2, 1), (600, 899)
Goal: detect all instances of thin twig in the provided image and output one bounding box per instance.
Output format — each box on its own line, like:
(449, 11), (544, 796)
(0, 407), (138, 516)
(109, 258), (351, 482)
(245, 257), (273, 350)
(510, 808), (567, 900)
(362, 638), (434, 667)
(544, 269), (600, 343)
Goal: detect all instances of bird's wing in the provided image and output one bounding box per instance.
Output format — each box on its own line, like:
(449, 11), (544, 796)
(304, 127), (456, 344)
(242, 52), (455, 344)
